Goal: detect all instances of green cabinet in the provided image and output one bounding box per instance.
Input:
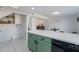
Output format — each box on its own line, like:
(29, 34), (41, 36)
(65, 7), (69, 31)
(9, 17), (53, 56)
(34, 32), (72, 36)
(37, 40), (52, 52)
(28, 33), (52, 52)
(28, 33), (37, 51)
(28, 37), (36, 51)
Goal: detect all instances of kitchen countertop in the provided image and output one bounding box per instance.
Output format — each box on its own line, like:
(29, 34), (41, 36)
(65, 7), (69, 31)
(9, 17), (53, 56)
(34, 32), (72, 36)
(28, 30), (79, 45)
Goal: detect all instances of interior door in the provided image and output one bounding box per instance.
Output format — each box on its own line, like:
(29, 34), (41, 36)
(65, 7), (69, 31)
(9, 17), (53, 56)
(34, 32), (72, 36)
(37, 40), (52, 52)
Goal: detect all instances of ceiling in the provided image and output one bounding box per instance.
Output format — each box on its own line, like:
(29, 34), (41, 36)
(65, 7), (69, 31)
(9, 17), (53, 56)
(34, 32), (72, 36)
(5, 6), (79, 18)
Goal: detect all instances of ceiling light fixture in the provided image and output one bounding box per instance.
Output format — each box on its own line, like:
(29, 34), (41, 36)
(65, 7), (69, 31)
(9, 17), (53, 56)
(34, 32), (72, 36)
(52, 12), (60, 15)
(32, 7), (35, 10)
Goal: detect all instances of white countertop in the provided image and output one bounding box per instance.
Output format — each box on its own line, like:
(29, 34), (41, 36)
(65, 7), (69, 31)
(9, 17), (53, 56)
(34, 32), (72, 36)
(28, 30), (79, 45)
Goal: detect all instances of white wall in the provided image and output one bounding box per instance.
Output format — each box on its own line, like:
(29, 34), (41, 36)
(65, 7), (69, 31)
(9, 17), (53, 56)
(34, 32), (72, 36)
(0, 24), (17, 42)
(77, 22), (79, 33)
(0, 8), (14, 19)
(20, 15), (26, 39)
(32, 17), (46, 30)
(46, 16), (77, 33)
(29, 16), (47, 30)
(28, 14), (78, 33)
(0, 8), (27, 42)
(0, 22), (26, 42)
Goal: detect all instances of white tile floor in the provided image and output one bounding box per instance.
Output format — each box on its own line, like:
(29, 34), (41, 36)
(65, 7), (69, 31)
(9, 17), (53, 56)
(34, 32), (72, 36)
(0, 39), (30, 52)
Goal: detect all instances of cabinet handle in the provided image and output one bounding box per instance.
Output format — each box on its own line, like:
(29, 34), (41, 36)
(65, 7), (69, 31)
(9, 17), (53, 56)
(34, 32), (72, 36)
(34, 40), (38, 44)
(36, 40), (38, 44)
(41, 38), (45, 40)
(30, 35), (32, 37)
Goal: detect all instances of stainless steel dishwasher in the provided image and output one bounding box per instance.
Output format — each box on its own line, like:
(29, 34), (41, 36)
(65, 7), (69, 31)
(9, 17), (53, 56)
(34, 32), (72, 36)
(52, 39), (79, 52)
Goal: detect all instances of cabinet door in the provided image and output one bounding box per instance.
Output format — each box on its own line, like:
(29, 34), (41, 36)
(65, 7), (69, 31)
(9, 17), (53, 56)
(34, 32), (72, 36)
(15, 13), (22, 24)
(28, 34), (36, 52)
(37, 40), (52, 52)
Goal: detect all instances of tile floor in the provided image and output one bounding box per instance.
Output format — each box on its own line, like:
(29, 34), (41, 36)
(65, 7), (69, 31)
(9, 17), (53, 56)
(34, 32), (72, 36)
(0, 39), (30, 52)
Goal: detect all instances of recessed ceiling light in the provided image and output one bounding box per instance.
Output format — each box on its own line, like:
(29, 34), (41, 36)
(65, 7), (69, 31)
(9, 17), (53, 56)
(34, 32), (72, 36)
(32, 7), (35, 10)
(52, 12), (60, 15)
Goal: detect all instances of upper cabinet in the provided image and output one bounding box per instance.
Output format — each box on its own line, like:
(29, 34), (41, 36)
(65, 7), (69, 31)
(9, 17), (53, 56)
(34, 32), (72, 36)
(15, 13), (22, 24)
(0, 13), (25, 24)
(0, 13), (15, 24)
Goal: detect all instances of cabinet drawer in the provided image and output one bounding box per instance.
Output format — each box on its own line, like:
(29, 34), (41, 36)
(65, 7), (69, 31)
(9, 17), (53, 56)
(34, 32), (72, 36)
(28, 33), (39, 39)
(37, 36), (52, 44)
(41, 37), (51, 44)
(28, 33), (52, 44)
(37, 40), (52, 52)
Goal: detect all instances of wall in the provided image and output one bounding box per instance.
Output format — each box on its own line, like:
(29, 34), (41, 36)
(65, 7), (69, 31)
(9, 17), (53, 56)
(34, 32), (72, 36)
(77, 21), (79, 33)
(28, 16), (32, 30)
(0, 24), (17, 42)
(0, 8), (14, 19)
(0, 22), (26, 42)
(77, 22), (79, 33)
(20, 15), (26, 39)
(0, 8), (26, 42)
(74, 15), (79, 33)
(28, 14), (78, 33)
(31, 17), (47, 30)
(46, 16), (77, 33)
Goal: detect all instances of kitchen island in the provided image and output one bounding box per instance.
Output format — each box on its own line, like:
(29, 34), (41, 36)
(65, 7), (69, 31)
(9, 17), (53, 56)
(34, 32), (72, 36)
(28, 30), (79, 52)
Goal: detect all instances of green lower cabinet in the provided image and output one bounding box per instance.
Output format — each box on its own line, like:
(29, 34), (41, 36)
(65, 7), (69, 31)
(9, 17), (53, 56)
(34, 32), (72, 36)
(28, 33), (52, 52)
(28, 38), (36, 52)
(37, 40), (52, 52)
